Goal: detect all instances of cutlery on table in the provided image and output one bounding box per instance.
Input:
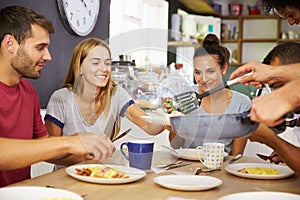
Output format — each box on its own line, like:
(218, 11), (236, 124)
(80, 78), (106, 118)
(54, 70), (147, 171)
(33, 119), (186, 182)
(156, 161), (183, 168)
(194, 168), (220, 175)
(229, 154), (242, 163)
(165, 162), (192, 170)
(112, 128), (132, 142)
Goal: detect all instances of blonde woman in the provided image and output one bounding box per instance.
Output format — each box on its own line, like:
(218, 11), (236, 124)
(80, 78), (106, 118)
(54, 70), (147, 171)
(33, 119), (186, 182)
(45, 38), (168, 167)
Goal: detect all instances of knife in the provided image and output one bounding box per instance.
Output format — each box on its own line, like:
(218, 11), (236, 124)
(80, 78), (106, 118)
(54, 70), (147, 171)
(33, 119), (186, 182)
(165, 162), (192, 170)
(256, 153), (273, 161)
(229, 154), (242, 163)
(112, 128), (131, 142)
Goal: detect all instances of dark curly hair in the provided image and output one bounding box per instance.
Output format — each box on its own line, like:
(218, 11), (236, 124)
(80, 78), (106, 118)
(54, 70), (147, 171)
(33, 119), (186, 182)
(260, 0), (300, 15)
(193, 33), (230, 69)
(263, 42), (300, 65)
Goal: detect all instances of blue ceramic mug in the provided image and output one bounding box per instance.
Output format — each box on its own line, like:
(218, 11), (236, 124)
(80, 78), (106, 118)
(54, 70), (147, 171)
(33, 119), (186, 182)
(120, 140), (154, 170)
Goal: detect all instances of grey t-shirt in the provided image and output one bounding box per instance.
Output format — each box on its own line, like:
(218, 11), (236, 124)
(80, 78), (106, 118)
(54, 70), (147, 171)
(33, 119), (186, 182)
(181, 85), (251, 154)
(45, 86), (133, 138)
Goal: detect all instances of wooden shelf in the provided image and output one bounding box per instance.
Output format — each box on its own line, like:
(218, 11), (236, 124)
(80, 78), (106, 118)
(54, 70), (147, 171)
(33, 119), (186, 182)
(220, 15), (279, 20)
(221, 15), (283, 65)
(222, 15), (279, 19)
(241, 38), (277, 42)
(221, 15), (239, 20)
(278, 39), (300, 42)
(222, 39), (238, 43)
(167, 41), (200, 48)
(177, 0), (220, 16)
(241, 15), (279, 19)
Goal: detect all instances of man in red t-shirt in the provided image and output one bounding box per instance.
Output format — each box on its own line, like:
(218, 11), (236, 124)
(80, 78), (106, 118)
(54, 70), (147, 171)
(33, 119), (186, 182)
(0, 6), (115, 187)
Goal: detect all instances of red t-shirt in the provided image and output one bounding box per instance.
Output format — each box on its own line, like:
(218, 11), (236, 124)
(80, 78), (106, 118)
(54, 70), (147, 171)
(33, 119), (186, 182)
(0, 78), (48, 187)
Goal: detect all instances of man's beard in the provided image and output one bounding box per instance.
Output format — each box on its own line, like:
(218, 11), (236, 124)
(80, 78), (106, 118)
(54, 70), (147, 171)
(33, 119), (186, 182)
(11, 48), (41, 79)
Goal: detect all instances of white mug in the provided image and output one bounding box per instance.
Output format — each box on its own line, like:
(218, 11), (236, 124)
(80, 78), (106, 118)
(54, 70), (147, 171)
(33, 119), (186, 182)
(197, 142), (225, 169)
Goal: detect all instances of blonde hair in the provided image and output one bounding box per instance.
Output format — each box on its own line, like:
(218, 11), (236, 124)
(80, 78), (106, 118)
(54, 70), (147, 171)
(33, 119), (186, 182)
(62, 37), (117, 116)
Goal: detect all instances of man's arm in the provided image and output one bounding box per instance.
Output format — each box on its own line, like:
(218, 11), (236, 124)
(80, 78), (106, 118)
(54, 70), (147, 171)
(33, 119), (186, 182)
(0, 133), (115, 170)
(250, 79), (300, 126)
(0, 137), (76, 170)
(229, 62), (300, 87)
(249, 124), (300, 175)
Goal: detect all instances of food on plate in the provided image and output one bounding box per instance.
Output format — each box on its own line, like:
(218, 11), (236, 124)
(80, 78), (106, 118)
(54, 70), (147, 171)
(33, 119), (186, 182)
(75, 166), (130, 178)
(237, 167), (280, 175)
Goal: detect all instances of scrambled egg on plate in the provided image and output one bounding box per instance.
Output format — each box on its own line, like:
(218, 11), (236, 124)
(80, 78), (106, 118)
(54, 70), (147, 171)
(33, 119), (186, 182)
(75, 166), (130, 178)
(238, 167), (280, 175)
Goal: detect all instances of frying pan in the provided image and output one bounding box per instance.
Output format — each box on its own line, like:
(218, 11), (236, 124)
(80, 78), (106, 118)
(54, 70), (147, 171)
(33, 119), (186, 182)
(169, 111), (259, 140)
(169, 111), (296, 140)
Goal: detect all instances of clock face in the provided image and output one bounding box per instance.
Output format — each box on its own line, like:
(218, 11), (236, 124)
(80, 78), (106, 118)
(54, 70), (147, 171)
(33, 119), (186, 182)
(57, 0), (100, 36)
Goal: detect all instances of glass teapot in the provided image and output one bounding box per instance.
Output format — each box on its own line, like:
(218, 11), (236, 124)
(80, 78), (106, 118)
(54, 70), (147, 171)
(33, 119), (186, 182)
(132, 72), (172, 111)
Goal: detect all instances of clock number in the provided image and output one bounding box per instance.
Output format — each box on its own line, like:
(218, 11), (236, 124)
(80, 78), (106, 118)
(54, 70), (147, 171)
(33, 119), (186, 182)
(57, 0), (99, 36)
(70, 12), (73, 21)
(64, 1), (69, 8)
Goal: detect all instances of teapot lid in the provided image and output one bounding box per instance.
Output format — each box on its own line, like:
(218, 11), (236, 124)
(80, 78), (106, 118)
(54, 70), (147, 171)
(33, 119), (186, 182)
(112, 61), (136, 67)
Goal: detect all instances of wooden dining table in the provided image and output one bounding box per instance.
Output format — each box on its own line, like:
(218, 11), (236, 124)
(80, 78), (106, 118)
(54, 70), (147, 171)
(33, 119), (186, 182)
(8, 150), (300, 200)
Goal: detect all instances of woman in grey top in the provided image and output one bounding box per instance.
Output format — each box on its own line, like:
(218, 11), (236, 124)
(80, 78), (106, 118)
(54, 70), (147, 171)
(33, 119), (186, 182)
(45, 38), (170, 167)
(169, 34), (251, 155)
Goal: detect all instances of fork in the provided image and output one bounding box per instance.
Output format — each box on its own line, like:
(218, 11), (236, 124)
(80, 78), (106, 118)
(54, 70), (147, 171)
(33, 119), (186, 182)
(156, 161), (182, 168)
(194, 168), (220, 175)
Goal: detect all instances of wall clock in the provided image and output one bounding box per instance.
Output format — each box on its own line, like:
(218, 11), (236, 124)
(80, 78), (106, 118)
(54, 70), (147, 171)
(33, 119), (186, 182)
(57, 0), (100, 36)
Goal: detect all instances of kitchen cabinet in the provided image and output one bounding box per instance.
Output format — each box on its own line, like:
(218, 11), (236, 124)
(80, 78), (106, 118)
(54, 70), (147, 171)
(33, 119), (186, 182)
(167, 14), (221, 83)
(221, 15), (300, 66)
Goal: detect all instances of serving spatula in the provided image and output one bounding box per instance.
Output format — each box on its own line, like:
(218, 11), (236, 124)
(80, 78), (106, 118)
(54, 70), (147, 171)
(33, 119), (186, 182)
(173, 72), (252, 114)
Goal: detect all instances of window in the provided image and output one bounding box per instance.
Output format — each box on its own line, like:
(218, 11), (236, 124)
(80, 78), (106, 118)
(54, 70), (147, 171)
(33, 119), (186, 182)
(109, 0), (169, 68)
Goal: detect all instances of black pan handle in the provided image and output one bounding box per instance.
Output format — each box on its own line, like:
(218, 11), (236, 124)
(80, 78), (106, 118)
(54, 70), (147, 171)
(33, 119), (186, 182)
(269, 112), (295, 134)
(196, 84), (226, 100)
(240, 111), (296, 134)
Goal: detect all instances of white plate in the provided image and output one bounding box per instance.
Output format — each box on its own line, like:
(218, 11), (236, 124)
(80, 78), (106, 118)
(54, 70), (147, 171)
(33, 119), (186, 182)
(219, 191), (300, 200)
(66, 164), (146, 184)
(171, 148), (228, 161)
(141, 113), (171, 125)
(0, 186), (83, 200)
(153, 175), (222, 191)
(225, 163), (294, 179)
